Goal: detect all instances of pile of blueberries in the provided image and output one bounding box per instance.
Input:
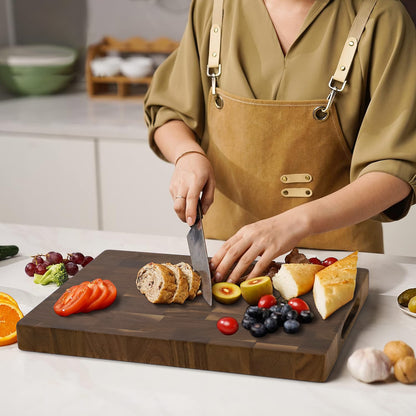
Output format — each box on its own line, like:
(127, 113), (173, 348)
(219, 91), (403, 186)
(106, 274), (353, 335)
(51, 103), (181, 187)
(242, 302), (314, 337)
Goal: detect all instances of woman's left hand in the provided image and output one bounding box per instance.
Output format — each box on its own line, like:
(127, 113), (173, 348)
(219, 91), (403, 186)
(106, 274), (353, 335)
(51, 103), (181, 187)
(209, 212), (308, 284)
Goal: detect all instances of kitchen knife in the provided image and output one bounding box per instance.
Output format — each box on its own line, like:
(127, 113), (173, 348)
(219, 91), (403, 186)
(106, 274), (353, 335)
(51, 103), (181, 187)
(187, 200), (212, 306)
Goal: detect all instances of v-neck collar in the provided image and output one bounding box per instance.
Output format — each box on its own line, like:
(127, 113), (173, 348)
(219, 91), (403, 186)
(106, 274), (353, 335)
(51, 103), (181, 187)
(260, 0), (332, 58)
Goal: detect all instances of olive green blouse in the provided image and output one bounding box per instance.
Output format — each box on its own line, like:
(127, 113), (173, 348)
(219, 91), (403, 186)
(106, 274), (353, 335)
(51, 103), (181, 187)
(144, 0), (416, 221)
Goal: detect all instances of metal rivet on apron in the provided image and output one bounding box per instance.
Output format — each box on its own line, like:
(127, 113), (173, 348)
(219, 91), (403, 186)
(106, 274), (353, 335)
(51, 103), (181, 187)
(212, 52), (217, 58)
(313, 106), (329, 122)
(349, 40), (355, 46)
(305, 190), (311, 196)
(282, 190), (289, 196)
(213, 27), (219, 33)
(214, 94), (224, 109)
(281, 175), (288, 182)
(305, 175), (311, 181)
(340, 65), (346, 71)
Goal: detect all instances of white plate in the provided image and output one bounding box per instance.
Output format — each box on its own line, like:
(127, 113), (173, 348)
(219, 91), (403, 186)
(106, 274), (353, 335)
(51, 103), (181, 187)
(397, 301), (416, 318)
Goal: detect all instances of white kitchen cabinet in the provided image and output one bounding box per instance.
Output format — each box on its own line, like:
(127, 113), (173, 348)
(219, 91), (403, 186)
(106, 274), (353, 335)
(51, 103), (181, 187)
(0, 133), (99, 229)
(98, 139), (188, 237)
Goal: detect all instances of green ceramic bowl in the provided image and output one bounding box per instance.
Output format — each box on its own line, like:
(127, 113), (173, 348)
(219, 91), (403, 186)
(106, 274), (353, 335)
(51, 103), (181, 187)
(0, 63), (75, 76)
(0, 71), (75, 95)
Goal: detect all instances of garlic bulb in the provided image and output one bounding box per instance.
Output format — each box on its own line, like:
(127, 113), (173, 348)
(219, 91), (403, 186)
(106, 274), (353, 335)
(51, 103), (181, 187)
(347, 347), (392, 383)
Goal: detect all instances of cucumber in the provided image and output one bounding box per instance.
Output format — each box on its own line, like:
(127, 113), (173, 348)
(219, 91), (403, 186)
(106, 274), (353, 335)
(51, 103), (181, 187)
(0, 245), (19, 260)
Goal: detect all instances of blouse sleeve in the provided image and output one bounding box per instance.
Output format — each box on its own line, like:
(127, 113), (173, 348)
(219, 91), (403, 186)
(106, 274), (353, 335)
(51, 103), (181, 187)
(351, 2), (416, 221)
(144, 0), (210, 161)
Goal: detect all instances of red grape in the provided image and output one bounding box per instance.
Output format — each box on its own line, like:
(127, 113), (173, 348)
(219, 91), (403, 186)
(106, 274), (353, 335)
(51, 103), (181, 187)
(65, 262), (79, 276)
(81, 256), (93, 267)
(25, 262), (36, 277)
(68, 252), (85, 265)
(46, 251), (63, 264)
(32, 255), (44, 265)
(35, 263), (47, 275)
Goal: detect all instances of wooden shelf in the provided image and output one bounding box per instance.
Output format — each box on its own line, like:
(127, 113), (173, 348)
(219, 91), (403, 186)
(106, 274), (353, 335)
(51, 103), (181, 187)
(86, 36), (178, 100)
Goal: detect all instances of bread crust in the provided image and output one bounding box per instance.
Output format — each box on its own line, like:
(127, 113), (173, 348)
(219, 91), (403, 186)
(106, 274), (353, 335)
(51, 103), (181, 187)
(313, 251), (358, 319)
(163, 263), (189, 304)
(177, 262), (201, 300)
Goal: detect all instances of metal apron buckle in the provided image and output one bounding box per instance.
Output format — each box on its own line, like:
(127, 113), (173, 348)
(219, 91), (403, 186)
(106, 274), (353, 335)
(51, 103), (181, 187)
(207, 65), (223, 109)
(313, 77), (347, 121)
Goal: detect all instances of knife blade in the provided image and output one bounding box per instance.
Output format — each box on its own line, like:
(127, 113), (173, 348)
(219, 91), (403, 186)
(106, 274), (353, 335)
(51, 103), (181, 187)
(187, 200), (212, 306)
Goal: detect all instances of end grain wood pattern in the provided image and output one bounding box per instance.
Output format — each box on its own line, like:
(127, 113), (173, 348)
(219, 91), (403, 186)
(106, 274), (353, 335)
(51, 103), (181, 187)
(17, 250), (369, 382)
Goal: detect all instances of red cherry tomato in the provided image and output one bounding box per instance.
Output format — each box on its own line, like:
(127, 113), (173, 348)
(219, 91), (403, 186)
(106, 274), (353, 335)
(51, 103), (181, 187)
(258, 294), (277, 309)
(322, 257), (338, 267)
(217, 317), (239, 335)
(288, 298), (310, 313)
(309, 257), (322, 265)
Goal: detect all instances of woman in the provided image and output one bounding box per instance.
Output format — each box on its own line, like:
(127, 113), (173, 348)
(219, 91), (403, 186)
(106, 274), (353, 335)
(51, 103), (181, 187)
(144, 0), (416, 283)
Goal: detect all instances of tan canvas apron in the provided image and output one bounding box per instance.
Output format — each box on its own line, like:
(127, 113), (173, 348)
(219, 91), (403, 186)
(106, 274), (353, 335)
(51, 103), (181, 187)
(202, 0), (383, 253)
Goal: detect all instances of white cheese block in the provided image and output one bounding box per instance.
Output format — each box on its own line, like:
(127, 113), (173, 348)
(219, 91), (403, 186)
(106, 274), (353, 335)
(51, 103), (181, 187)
(313, 251), (358, 320)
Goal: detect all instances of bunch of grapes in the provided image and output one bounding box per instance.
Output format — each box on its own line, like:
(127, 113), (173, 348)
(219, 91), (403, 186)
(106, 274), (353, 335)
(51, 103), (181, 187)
(25, 251), (94, 277)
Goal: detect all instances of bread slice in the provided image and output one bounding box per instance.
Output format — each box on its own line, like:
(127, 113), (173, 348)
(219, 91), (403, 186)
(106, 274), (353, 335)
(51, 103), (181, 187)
(176, 262), (201, 300)
(313, 251), (358, 320)
(136, 262), (177, 304)
(272, 263), (325, 300)
(162, 262), (189, 304)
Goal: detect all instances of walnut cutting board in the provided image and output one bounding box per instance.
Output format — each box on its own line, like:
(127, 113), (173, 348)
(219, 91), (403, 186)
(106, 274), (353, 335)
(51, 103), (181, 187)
(17, 250), (369, 382)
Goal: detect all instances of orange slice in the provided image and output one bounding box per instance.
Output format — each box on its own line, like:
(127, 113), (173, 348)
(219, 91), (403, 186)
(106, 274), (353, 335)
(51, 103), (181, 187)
(0, 292), (19, 308)
(0, 301), (24, 346)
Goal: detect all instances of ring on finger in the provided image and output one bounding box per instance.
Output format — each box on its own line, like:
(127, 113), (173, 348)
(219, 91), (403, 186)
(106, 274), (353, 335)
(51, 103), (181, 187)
(175, 195), (186, 199)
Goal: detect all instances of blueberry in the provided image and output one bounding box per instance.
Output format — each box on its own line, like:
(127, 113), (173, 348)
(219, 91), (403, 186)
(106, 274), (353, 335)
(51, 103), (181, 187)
(283, 319), (301, 334)
(245, 305), (260, 318)
(259, 307), (271, 321)
(286, 309), (298, 321)
(264, 317), (279, 333)
(270, 312), (284, 326)
(299, 310), (314, 323)
(281, 303), (293, 318)
(250, 322), (267, 337)
(269, 304), (283, 314)
(242, 316), (257, 330)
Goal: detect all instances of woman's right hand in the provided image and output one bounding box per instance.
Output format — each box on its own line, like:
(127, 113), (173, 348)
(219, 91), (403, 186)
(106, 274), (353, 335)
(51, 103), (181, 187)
(170, 151), (216, 225)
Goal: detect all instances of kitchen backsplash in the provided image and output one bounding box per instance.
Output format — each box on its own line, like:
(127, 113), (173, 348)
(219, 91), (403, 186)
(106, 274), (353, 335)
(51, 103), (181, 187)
(0, 0), (189, 70)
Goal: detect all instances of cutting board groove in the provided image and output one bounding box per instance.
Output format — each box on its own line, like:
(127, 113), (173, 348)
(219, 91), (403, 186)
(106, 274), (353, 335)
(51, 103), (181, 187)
(17, 249), (368, 382)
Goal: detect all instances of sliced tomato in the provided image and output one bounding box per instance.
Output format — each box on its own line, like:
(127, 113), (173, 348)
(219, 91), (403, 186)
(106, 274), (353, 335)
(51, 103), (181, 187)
(79, 281), (102, 312)
(54, 284), (92, 317)
(100, 280), (117, 309)
(83, 279), (109, 312)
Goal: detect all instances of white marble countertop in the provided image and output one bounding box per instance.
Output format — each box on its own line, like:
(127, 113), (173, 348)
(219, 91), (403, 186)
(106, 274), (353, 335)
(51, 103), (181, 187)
(0, 86), (147, 140)
(1, 222), (415, 416)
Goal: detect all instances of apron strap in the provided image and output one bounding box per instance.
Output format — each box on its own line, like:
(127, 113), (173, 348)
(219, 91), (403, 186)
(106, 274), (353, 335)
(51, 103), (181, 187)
(333, 0), (378, 85)
(315, 0), (378, 120)
(207, 0), (224, 95)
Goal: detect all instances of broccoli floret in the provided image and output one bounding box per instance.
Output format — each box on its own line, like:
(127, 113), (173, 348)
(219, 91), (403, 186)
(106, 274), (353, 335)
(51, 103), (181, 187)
(33, 263), (68, 286)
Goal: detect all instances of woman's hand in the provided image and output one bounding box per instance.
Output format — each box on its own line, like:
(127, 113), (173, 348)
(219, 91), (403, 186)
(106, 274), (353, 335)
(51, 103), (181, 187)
(170, 152), (216, 225)
(210, 211), (309, 284)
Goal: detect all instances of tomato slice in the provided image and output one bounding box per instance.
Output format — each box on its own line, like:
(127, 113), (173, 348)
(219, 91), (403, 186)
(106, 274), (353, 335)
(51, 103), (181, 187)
(54, 284), (92, 317)
(100, 280), (117, 309)
(79, 281), (102, 312)
(83, 279), (109, 312)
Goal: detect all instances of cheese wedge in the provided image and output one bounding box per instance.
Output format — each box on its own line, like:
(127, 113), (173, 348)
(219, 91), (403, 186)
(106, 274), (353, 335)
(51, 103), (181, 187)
(272, 263), (325, 300)
(313, 251), (358, 320)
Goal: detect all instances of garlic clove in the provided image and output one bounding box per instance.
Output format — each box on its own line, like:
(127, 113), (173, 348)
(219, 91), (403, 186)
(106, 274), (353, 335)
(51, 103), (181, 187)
(347, 347), (392, 383)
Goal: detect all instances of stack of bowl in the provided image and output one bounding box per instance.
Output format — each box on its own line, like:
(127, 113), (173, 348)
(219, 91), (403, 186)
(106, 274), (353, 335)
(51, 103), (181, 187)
(0, 45), (77, 95)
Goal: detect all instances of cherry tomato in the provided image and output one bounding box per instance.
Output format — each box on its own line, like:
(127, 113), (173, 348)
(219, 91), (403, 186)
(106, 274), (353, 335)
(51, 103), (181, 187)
(258, 294), (277, 309)
(288, 297), (310, 313)
(322, 257), (338, 267)
(217, 317), (239, 335)
(53, 284), (92, 317)
(309, 257), (322, 265)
